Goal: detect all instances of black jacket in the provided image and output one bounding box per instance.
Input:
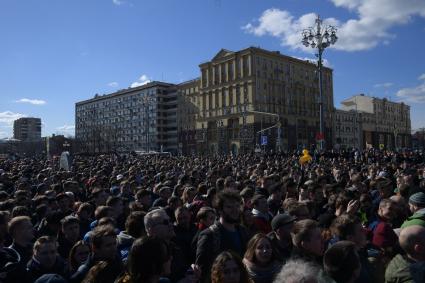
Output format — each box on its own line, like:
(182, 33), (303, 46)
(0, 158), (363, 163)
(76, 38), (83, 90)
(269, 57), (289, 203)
(196, 222), (249, 283)
(27, 256), (68, 282)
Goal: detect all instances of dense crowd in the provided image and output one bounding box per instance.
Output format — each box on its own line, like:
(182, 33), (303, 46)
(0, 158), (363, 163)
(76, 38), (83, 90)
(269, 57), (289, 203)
(0, 149), (424, 283)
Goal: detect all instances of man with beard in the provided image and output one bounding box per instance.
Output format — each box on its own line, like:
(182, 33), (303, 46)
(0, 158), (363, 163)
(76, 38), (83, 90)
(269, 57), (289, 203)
(196, 189), (249, 283)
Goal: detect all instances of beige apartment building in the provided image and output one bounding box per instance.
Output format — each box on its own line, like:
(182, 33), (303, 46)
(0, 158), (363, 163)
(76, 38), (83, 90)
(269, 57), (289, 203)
(336, 94), (411, 149)
(194, 47), (334, 154)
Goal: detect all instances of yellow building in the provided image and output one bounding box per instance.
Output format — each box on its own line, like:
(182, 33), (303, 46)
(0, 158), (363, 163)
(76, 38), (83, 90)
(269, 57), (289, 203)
(194, 47), (334, 154)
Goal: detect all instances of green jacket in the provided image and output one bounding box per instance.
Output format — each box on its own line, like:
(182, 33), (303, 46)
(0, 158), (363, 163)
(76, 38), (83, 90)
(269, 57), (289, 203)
(401, 209), (425, 229)
(385, 254), (414, 283)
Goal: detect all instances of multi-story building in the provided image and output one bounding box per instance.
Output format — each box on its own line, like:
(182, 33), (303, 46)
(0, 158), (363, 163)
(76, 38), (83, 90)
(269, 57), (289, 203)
(336, 94), (411, 149)
(195, 47), (334, 154)
(177, 79), (199, 155)
(75, 81), (178, 153)
(13, 117), (42, 141)
(333, 109), (360, 149)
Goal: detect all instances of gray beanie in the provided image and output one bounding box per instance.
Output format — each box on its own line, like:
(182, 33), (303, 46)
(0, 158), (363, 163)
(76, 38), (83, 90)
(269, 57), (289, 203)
(409, 192), (425, 207)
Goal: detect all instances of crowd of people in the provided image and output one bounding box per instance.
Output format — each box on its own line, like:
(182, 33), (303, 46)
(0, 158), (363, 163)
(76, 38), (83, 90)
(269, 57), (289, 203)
(0, 149), (424, 283)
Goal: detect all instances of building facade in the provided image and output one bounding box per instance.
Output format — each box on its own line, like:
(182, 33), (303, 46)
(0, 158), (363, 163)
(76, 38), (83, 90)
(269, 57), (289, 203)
(13, 117), (42, 141)
(333, 109), (360, 149)
(75, 82), (178, 154)
(177, 79), (199, 155)
(335, 94), (411, 149)
(195, 47), (334, 154)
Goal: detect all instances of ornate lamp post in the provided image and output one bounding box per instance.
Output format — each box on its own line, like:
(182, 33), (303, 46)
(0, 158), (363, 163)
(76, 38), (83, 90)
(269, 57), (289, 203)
(302, 15), (338, 150)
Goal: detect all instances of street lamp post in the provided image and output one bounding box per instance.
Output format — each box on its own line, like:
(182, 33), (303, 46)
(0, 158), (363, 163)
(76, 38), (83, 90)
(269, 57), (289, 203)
(302, 15), (338, 151)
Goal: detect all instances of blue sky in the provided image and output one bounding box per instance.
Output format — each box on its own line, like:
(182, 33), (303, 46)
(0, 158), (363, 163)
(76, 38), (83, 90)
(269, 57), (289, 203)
(1, 0), (425, 138)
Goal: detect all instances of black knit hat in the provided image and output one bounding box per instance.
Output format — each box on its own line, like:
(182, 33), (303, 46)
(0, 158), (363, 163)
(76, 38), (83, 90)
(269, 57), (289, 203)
(409, 192), (425, 207)
(271, 213), (296, 231)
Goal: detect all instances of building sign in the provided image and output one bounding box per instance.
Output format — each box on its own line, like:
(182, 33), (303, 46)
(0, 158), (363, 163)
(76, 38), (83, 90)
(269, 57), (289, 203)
(261, 135), (268, 146)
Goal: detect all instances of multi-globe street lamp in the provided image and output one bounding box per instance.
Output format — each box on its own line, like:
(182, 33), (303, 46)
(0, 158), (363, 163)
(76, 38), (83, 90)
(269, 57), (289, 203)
(302, 15), (338, 150)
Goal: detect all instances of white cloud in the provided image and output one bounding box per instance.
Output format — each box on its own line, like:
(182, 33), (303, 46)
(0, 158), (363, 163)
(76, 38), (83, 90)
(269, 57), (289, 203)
(15, 98), (46, 105)
(131, 74), (151, 88)
(294, 56), (332, 68)
(374, 82), (393, 88)
(396, 74), (425, 103)
(0, 111), (27, 125)
(108, 82), (119, 87)
(112, 0), (124, 5)
(55, 125), (75, 137)
(243, 1), (425, 52)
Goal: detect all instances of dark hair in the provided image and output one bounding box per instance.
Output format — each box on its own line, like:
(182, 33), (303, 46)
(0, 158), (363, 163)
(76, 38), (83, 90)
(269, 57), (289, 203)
(196, 207), (215, 221)
(94, 206), (113, 220)
(11, 206), (30, 218)
(244, 233), (275, 264)
(331, 215), (361, 240)
(61, 216), (80, 229)
(211, 251), (252, 283)
(121, 237), (170, 283)
(106, 196), (122, 207)
(33, 235), (57, 253)
(324, 241), (360, 283)
(82, 261), (114, 283)
(291, 219), (319, 248)
(214, 189), (242, 212)
(90, 225), (116, 249)
(8, 216), (31, 237)
(125, 211), (146, 238)
(69, 240), (90, 273)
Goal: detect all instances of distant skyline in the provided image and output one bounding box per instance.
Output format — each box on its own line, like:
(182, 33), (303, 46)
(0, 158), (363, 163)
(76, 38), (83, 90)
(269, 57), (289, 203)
(1, 0), (425, 138)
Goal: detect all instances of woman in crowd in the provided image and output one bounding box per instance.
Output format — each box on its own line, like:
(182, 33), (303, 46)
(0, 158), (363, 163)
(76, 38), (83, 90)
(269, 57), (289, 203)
(242, 233), (281, 283)
(211, 251), (252, 283)
(68, 240), (91, 275)
(116, 237), (172, 283)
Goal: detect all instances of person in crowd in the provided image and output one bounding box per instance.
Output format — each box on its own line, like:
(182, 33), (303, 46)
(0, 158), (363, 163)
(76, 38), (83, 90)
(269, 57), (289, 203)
(68, 240), (91, 275)
(323, 241), (361, 283)
(273, 259), (321, 283)
(268, 213), (296, 263)
(251, 195), (272, 234)
(145, 208), (196, 282)
(191, 206), (215, 248)
(330, 214), (373, 283)
(8, 216), (34, 267)
(290, 219), (324, 265)
(196, 190), (249, 283)
(116, 237), (173, 283)
(174, 206), (197, 263)
(81, 261), (116, 283)
(117, 211), (146, 261)
(385, 225), (425, 283)
(0, 211), (27, 283)
(372, 199), (399, 259)
(243, 233), (281, 283)
(211, 251), (253, 283)
(70, 224), (123, 283)
(401, 191), (425, 228)
(58, 215), (81, 259)
(27, 236), (68, 282)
